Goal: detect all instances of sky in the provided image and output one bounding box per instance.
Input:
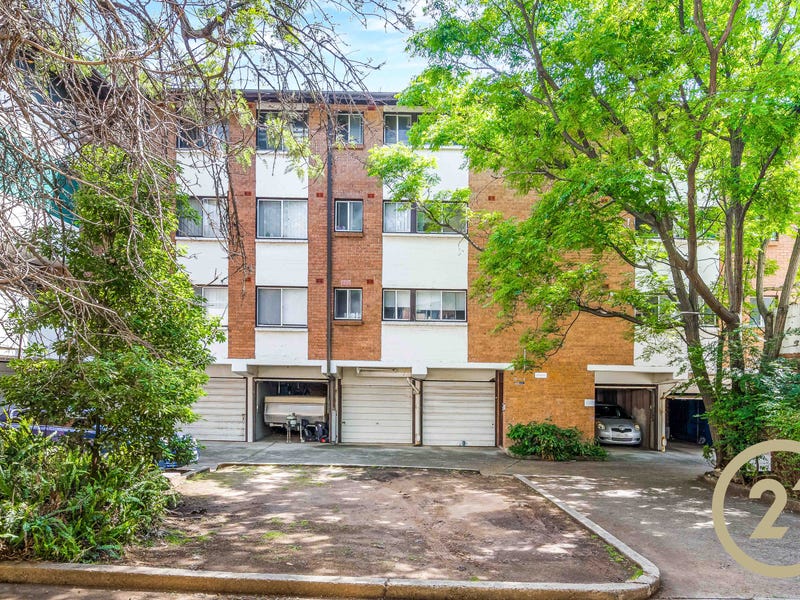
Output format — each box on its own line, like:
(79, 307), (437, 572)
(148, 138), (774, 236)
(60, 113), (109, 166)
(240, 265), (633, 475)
(330, 5), (432, 93)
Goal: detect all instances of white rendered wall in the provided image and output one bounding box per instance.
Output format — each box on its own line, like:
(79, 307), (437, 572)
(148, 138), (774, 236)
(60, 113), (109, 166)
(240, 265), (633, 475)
(176, 151), (228, 197)
(381, 323), (468, 366)
(255, 154), (307, 198)
(383, 148), (469, 198)
(255, 241), (308, 287)
(382, 235), (468, 289)
(634, 240), (720, 369)
(255, 329), (308, 363)
(178, 240), (228, 285)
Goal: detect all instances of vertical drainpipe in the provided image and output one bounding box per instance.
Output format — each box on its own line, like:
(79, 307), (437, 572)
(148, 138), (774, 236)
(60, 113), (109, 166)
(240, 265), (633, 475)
(325, 113), (336, 443)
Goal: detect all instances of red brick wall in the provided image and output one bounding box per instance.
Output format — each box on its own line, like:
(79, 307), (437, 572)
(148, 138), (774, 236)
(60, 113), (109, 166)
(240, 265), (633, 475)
(307, 105), (384, 361)
(226, 103), (257, 358)
(467, 171), (634, 440)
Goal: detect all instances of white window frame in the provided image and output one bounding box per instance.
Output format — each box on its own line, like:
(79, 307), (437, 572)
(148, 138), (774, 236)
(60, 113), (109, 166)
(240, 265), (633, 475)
(384, 114), (413, 145)
(256, 111), (308, 152)
(334, 288), (363, 320)
(382, 289), (411, 321)
(336, 113), (364, 145)
(178, 197), (221, 238)
(194, 286), (228, 326)
(177, 123), (227, 150)
(382, 289), (467, 322)
(383, 201), (466, 235)
(335, 200), (363, 232)
(256, 198), (308, 239)
(256, 287), (308, 328)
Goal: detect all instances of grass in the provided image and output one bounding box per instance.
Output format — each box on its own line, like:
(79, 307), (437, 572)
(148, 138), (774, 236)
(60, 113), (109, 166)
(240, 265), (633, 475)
(164, 530), (215, 546)
(261, 531), (285, 541)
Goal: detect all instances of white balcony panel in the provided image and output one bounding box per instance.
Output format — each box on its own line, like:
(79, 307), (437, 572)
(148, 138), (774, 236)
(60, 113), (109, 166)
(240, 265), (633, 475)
(382, 148), (468, 199)
(178, 240), (228, 285)
(208, 331), (229, 362)
(255, 241), (308, 287)
(381, 322), (467, 366)
(255, 154), (308, 198)
(177, 151), (228, 197)
(382, 235), (468, 289)
(419, 148), (469, 192)
(256, 329), (308, 363)
(781, 304), (800, 355)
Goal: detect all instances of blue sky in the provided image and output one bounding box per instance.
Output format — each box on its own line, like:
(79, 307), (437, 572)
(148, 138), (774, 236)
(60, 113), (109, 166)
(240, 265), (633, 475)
(332, 7), (431, 93)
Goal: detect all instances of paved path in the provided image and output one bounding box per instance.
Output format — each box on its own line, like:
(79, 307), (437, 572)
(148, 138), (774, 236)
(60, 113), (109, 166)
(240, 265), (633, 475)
(2, 440), (798, 599)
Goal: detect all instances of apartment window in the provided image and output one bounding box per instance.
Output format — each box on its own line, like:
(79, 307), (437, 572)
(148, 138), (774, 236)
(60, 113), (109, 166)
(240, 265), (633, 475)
(747, 296), (774, 328)
(334, 288), (362, 320)
(257, 199), (307, 239)
(256, 111), (308, 151)
(383, 201), (466, 234)
(336, 113), (364, 145)
(383, 290), (411, 320)
(335, 200), (363, 232)
(384, 114), (413, 145)
(415, 290), (467, 321)
(257, 287), (308, 327)
(383, 289), (466, 322)
(178, 198), (222, 238)
(177, 123), (226, 150)
(194, 286), (228, 326)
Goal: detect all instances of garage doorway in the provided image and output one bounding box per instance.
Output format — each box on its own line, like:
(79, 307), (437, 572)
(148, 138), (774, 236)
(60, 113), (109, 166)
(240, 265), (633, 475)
(254, 380), (328, 442)
(595, 387), (658, 450)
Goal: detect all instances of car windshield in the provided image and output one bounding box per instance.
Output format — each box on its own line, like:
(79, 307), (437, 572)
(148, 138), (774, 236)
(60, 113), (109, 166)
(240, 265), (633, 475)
(596, 404), (631, 419)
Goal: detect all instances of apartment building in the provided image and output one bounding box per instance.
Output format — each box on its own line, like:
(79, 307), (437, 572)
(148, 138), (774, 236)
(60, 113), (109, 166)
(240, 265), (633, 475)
(173, 92), (636, 447)
(173, 91), (800, 449)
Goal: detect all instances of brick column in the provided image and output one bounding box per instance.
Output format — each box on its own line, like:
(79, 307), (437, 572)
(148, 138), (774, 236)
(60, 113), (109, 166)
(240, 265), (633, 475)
(226, 103), (257, 359)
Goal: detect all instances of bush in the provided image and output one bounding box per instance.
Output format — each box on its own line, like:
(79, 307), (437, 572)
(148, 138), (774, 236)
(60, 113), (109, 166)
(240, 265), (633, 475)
(0, 419), (174, 561)
(507, 420), (607, 461)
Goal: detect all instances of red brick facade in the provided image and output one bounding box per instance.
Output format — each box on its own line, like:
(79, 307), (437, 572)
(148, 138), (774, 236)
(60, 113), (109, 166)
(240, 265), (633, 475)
(307, 106), (384, 362)
(226, 103), (257, 359)
(467, 171), (634, 440)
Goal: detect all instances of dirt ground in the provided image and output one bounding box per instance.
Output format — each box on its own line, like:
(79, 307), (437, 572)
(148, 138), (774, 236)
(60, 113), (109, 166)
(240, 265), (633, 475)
(125, 466), (637, 583)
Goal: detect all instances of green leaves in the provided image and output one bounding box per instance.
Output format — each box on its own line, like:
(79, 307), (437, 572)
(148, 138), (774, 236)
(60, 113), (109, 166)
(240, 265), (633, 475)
(0, 146), (222, 467)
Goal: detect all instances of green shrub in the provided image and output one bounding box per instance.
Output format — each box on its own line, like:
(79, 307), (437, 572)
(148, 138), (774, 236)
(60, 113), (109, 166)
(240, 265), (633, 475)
(0, 419), (174, 561)
(507, 420), (607, 461)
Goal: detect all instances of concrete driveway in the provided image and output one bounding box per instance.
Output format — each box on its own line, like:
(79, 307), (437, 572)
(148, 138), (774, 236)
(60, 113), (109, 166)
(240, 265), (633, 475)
(2, 440), (798, 599)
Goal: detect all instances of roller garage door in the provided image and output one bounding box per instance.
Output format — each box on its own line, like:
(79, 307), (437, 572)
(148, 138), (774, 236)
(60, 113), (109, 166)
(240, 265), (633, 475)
(182, 377), (247, 441)
(422, 381), (496, 446)
(341, 377), (412, 444)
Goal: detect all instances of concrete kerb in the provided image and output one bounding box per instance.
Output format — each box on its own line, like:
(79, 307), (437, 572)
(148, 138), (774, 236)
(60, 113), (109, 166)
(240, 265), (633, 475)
(0, 463), (662, 600)
(516, 475), (661, 599)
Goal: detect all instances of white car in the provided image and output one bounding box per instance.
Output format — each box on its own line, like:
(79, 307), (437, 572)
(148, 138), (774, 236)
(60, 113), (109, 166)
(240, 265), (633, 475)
(595, 403), (641, 446)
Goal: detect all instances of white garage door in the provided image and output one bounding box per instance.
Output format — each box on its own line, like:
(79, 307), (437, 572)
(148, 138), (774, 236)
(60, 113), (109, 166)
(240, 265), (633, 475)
(341, 377), (412, 444)
(183, 377), (247, 441)
(423, 381), (496, 446)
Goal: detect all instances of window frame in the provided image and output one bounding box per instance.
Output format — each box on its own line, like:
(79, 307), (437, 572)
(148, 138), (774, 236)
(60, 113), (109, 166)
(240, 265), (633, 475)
(177, 123), (227, 150)
(194, 285), (228, 326)
(334, 288), (363, 321)
(383, 113), (415, 145)
(335, 112), (364, 145)
(383, 201), (467, 235)
(382, 289), (412, 321)
(382, 289), (467, 322)
(256, 287), (308, 328)
(177, 197), (222, 238)
(334, 199), (364, 232)
(256, 198), (308, 240)
(256, 110), (308, 152)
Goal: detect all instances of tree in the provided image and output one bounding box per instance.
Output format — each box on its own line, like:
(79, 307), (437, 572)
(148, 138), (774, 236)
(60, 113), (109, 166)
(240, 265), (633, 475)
(0, 146), (223, 471)
(378, 0), (800, 463)
(0, 0), (411, 350)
